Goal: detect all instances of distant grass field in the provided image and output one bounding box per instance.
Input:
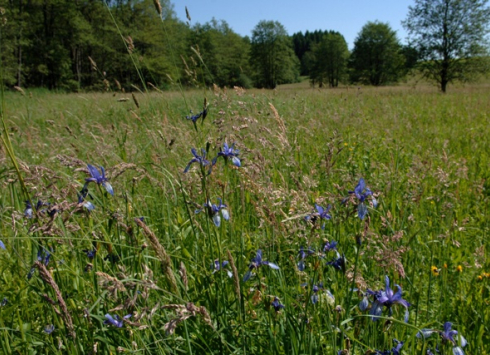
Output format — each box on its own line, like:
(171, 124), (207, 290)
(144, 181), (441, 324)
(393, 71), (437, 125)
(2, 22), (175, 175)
(0, 83), (489, 354)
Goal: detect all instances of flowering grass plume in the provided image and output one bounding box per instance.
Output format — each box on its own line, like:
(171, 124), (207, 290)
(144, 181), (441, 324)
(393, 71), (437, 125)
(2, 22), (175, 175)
(85, 164), (114, 196)
(243, 249), (280, 282)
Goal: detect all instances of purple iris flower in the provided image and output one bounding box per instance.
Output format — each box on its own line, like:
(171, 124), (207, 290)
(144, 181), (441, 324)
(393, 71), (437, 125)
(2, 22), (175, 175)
(243, 249), (280, 282)
(271, 297), (285, 312)
(213, 259), (232, 278)
(196, 198), (229, 227)
(24, 200), (33, 218)
(311, 283), (324, 304)
(104, 313), (131, 328)
(184, 148), (211, 173)
(417, 322), (467, 354)
(186, 108), (208, 123)
(44, 324), (55, 334)
(327, 253), (346, 272)
(83, 248), (97, 259)
(37, 247), (52, 266)
(366, 275), (410, 321)
(0, 240), (5, 250)
(213, 142), (241, 167)
(305, 204), (332, 229)
(86, 164), (114, 196)
(391, 339), (404, 355)
(323, 240), (338, 252)
(78, 183), (95, 211)
(348, 178), (377, 220)
(297, 246), (314, 271)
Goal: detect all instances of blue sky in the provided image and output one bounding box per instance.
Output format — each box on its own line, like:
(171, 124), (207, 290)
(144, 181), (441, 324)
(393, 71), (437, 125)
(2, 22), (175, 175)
(174, 0), (414, 49)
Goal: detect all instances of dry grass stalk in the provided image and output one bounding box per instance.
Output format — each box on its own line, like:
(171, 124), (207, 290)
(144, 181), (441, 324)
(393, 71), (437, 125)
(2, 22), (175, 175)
(96, 271), (127, 298)
(147, 82), (163, 93)
(162, 302), (213, 335)
(125, 36), (134, 53)
(227, 250), (240, 301)
(179, 262), (188, 290)
(88, 56), (97, 71)
(134, 218), (179, 294)
(185, 6), (191, 21)
(14, 86), (25, 96)
(35, 261), (76, 338)
(152, 0), (162, 15)
(131, 93), (140, 108)
(269, 102), (290, 148)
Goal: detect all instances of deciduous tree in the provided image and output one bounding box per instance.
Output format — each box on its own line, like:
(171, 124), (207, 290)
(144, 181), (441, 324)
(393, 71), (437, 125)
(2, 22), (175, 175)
(349, 21), (405, 86)
(403, 0), (490, 92)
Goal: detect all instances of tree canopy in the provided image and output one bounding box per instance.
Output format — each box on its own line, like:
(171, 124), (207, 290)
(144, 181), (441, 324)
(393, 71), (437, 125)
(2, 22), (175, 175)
(403, 0), (490, 92)
(308, 31), (349, 87)
(349, 21), (405, 86)
(250, 20), (299, 89)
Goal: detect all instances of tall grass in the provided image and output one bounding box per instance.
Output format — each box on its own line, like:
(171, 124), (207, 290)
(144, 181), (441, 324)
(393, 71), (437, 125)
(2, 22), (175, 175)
(0, 82), (489, 354)
(1, 2), (490, 353)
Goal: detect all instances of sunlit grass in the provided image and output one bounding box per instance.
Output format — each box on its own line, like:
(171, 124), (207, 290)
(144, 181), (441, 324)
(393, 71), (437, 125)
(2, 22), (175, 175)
(0, 83), (489, 354)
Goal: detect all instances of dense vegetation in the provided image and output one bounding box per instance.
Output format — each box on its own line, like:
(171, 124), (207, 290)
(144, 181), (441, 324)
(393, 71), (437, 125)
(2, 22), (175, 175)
(1, 78), (490, 353)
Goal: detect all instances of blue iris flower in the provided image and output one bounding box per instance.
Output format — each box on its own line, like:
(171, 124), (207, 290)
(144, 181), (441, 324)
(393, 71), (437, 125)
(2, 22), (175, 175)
(37, 247), (52, 266)
(417, 322), (467, 355)
(271, 297), (285, 312)
(213, 259), (232, 278)
(0, 240), (5, 250)
(366, 275), (410, 321)
(327, 253), (346, 272)
(86, 164), (114, 196)
(24, 200), (33, 218)
(78, 183), (95, 211)
(212, 142), (241, 167)
(104, 313), (131, 328)
(44, 324), (55, 334)
(297, 246), (314, 271)
(391, 339), (404, 355)
(196, 198), (229, 227)
(184, 148), (211, 173)
(243, 249), (280, 282)
(348, 178), (377, 220)
(186, 108), (208, 123)
(323, 240), (338, 252)
(305, 204), (332, 229)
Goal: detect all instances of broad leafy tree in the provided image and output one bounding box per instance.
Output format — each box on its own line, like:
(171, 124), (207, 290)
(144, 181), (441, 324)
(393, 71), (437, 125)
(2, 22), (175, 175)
(403, 0), (490, 92)
(349, 21), (405, 86)
(309, 31), (349, 87)
(250, 20), (299, 89)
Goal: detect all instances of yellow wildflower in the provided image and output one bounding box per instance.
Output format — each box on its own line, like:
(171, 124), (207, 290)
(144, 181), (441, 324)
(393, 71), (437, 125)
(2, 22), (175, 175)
(431, 266), (440, 276)
(456, 265), (463, 273)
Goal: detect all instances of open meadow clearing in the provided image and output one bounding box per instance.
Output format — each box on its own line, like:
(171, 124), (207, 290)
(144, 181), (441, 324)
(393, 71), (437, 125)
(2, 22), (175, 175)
(1, 83), (490, 354)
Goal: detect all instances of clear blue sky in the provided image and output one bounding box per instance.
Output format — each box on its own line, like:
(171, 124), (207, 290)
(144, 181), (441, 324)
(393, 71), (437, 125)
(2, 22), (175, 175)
(174, 0), (414, 49)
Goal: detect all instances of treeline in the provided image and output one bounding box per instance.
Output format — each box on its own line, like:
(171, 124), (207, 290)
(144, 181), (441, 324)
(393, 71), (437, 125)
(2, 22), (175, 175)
(0, 0), (417, 91)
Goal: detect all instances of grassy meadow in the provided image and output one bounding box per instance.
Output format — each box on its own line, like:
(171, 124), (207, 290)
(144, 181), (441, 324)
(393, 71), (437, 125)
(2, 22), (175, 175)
(0, 82), (490, 354)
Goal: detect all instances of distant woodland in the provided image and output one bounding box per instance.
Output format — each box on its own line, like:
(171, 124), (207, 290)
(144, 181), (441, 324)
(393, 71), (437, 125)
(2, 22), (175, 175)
(0, 0), (487, 91)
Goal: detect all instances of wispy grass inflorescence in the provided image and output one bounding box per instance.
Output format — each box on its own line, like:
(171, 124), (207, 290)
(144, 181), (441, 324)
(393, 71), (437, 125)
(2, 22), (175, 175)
(35, 261), (76, 339)
(134, 218), (178, 294)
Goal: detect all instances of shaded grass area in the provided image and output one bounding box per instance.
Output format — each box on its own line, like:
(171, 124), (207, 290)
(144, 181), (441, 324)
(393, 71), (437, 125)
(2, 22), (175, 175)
(0, 84), (489, 354)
